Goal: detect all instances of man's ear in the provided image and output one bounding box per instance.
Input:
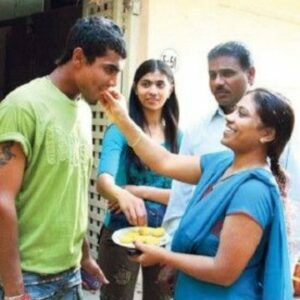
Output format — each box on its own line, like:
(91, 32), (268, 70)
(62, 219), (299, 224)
(247, 66), (256, 86)
(71, 47), (85, 68)
(260, 127), (275, 144)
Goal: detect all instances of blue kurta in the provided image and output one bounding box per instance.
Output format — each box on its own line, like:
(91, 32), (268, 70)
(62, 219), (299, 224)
(172, 151), (292, 300)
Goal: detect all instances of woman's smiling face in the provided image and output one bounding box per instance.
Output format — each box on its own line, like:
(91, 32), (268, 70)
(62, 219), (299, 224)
(221, 93), (269, 153)
(134, 71), (173, 112)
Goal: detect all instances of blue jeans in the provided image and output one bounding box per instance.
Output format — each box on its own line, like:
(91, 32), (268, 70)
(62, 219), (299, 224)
(0, 268), (82, 300)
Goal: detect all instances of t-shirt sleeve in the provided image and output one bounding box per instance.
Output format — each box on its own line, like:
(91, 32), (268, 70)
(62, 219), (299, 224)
(97, 124), (127, 177)
(226, 179), (274, 229)
(0, 100), (34, 160)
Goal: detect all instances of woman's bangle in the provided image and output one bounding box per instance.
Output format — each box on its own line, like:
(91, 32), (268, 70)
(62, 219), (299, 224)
(128, 130), (143, 148)
(4, 294), (31, 300)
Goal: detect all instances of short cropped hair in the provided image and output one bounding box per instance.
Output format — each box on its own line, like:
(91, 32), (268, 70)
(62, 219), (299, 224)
(56, 16), (126, 65)
(208, 41), (253, 70)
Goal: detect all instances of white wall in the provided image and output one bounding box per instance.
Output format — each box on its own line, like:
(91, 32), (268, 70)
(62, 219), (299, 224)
(135, 0), (300, 134)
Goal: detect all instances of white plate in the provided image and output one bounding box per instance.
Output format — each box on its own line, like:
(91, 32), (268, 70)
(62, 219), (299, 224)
(112, 227), (170, 249)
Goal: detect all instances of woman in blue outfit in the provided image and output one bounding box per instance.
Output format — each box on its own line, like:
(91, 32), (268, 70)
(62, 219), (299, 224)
(98, 88), (294, 299)
(97, 59), (181, 300)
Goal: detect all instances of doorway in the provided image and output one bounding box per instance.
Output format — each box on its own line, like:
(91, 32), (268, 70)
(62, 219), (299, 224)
(0, 3), (82, 98)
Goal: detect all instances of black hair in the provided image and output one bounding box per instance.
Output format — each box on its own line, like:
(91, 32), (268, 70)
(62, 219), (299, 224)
(208, 41), (253, 70)
(127, 59), (180, 171)
(56, 16), (126, 65)
(249, 88), (295, 197)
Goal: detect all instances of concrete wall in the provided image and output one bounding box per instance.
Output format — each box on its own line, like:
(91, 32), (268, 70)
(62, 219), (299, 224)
(132, 0), (300, 132)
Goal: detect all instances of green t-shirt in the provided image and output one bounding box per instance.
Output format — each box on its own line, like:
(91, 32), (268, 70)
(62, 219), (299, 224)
(0, 77), (93, 273)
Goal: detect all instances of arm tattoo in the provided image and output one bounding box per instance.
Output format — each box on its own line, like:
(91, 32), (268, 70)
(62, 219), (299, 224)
(0, 141), (16, 166)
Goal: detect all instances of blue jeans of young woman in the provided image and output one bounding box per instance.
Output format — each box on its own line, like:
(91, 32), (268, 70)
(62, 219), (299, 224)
(0, 268), (82, 300)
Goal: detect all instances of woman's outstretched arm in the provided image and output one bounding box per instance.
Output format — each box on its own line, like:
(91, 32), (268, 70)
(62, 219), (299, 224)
(99, 90), (201, 184)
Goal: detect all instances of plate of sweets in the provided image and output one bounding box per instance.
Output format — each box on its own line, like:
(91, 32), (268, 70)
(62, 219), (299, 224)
(112, 226), (170, 249)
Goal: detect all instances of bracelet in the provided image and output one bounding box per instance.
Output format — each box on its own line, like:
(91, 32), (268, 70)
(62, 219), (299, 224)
(293, 276), (300, 283)
(4, 294), (31, 300)
(128, 130), (143, 148)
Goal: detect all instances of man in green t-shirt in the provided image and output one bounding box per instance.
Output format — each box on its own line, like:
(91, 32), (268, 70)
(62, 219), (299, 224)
(0, 16), (127, 300)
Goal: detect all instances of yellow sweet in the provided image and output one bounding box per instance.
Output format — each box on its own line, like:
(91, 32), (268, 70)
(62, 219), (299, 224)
(126, 232), (139, 239)
(151, 227), (166, 237)
(119, 235), (134, 244)
(118, 226), (166, 246)
(138, 226), (153, 236)
(143, 236), (160, 245)
(134, 235), (148, 243)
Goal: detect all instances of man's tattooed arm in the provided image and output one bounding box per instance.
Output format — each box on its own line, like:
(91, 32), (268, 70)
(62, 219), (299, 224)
(0, 140), (25, 296)
(0, 141), (16, 166)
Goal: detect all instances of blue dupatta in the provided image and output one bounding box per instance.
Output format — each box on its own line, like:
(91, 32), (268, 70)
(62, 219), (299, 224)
(172, 151), (292, 299)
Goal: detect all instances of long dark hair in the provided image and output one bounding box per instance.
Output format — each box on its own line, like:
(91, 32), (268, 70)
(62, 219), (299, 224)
(127, 59), (180, 171)
(249, 88), (295, 197)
